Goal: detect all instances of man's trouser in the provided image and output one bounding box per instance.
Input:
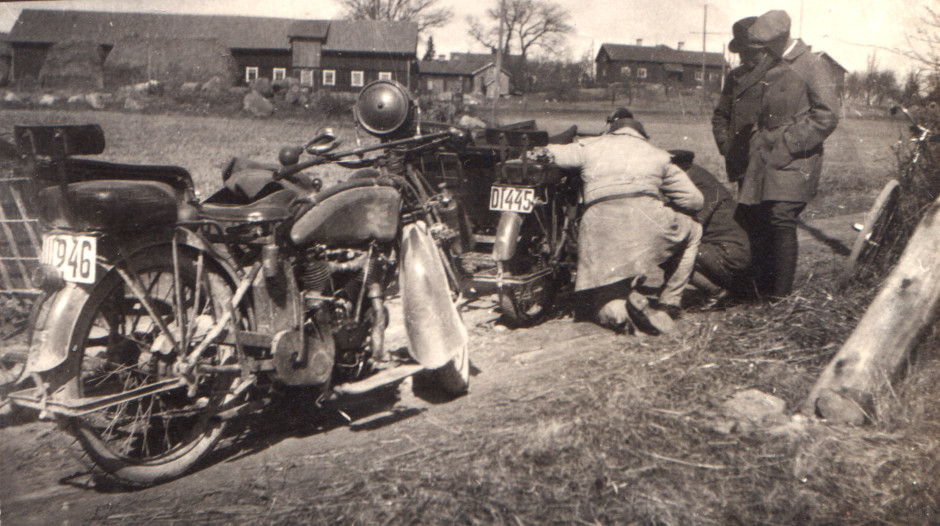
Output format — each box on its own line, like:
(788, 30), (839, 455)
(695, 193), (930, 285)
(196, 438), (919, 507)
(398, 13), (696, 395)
(659, 214), (703, 308)
(735, 200), (806, 298)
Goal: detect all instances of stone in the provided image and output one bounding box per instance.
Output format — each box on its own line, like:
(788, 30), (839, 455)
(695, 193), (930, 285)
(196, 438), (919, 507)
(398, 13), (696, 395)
(38, 93), (58, 106)
(67, 94), (85, 105)
(249, 77), (273, 98)
(180, 82), (201, 93)
(124, 96), (145, 111)
(3, 91), (23, 104)
(85, 93), (106, 110)
(719, 389), (787, 431)
(243, 91), (274, 117)
(202, 76), (225, 94)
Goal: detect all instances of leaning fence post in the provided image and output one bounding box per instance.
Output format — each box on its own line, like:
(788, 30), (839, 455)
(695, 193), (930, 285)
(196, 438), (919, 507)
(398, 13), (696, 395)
(803, 195), (940, 423)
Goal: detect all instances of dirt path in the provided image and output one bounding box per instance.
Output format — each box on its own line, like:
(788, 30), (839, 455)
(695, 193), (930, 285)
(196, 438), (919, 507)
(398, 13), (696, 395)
(0, 214), (863, 525)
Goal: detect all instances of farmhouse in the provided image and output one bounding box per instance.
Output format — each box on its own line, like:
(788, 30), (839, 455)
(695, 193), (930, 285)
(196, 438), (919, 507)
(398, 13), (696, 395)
(4, 9), (418, 91)
(419, 52), (525, 100)
(595, 41), (727, 90)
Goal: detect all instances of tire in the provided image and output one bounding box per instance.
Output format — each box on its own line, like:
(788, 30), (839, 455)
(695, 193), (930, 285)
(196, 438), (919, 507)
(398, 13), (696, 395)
(423, 338), (469, 397)
(59, 246), (241, 486)
(840, 180), (902, 288)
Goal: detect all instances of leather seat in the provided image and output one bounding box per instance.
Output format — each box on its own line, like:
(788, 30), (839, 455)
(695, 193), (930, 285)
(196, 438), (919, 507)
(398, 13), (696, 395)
(197, 188), (297, 223)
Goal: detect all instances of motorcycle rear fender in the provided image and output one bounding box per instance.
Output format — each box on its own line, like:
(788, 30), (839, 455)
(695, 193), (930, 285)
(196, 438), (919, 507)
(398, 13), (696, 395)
(493, 211), (524, 262)
(25, 230), (240, 374)
(26, 283), (90, 373)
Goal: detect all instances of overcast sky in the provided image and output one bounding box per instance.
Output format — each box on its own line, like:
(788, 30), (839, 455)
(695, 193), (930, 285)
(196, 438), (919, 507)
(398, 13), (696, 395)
(0, 0), (933, 75)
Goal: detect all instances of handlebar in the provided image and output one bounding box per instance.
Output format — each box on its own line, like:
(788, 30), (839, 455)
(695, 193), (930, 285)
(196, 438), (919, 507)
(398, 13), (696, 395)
(273, 128), (466, 181)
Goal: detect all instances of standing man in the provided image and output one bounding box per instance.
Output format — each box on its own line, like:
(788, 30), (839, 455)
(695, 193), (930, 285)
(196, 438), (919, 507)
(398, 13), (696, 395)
(712, 16), (773, 187)
(538, 109), (703, 334)
(736, 10), (839, 299)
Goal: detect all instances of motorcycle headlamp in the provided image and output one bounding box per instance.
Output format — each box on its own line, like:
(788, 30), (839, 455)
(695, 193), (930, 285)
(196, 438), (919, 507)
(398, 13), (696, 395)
(354, 80), (416, 139)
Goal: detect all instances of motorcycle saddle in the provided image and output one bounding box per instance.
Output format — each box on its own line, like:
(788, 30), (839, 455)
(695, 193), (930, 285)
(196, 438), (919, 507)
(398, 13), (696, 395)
(198, 188), (297, 223)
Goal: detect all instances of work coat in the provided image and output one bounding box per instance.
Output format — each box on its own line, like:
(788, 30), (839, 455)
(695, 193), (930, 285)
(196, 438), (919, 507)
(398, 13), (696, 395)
(711, 58), (771, 182)
(544, 127), (704, 291)
(738, 39), (840, 205)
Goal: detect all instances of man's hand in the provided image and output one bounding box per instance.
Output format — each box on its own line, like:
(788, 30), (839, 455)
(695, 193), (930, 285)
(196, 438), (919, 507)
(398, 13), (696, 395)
(526, 148), (554, 164)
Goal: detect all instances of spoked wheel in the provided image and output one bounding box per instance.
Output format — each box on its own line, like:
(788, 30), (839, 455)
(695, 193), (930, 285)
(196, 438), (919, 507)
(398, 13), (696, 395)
(60, 246), (242, 486)
(840, 179), (903, 288)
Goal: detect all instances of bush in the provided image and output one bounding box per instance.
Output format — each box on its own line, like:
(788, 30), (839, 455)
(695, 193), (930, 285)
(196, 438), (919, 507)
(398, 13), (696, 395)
(308, 91), (353, 118)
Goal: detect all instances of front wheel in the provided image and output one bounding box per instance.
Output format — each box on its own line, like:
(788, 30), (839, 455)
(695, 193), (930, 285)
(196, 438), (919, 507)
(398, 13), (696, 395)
(840, 179), (902, 288)
(58, 245), (242, 486)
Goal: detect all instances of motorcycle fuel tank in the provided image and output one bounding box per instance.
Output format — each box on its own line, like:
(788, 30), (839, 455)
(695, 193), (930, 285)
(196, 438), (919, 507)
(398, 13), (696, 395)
(290, 183), (402, 247)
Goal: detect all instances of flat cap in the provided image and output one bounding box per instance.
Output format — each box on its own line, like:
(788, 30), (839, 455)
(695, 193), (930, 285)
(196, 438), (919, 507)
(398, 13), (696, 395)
(747, 10), (791, 44)
(728, 16), (757, 53)
(610, 117), (648, 139)
(607, 107), (635, 123)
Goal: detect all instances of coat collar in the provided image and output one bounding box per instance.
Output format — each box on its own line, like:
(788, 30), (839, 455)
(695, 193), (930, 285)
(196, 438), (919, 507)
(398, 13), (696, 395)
(782, 38), (811, 62)
(609, 127), (647, 140)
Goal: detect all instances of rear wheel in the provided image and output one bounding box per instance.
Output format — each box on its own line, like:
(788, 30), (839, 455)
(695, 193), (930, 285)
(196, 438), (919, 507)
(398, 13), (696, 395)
(840, 180), (902, 288)
(61, 246), (241, 486)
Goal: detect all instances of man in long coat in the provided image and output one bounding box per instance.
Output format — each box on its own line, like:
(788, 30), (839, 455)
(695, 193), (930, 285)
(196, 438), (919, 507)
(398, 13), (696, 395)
(736, 10), (839, 298)
(712, 16), (774, 186)
(541, 110), (703, 334)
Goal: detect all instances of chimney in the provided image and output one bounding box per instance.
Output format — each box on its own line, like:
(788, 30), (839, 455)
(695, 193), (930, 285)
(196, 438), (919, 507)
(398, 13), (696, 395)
(677, 41), (684, 50)
(636, 38), (643, 46)
(438, 54), (446, 60)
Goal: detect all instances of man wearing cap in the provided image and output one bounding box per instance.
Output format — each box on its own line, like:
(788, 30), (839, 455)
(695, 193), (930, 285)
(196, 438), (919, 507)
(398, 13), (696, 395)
(737, 9), (839, 299)
(536, 108), (704, 334)
(712, 16), (775, 186)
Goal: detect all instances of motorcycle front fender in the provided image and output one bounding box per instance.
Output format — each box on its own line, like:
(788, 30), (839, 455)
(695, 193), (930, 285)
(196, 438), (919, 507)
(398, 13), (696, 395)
(400, 221), (468, 369)
(493, 211), (524, 262)
(25, 283), (90, 373)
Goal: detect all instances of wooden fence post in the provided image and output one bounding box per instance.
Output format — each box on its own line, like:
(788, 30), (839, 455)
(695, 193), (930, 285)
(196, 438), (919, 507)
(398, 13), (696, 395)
(802, 196), (940, 423)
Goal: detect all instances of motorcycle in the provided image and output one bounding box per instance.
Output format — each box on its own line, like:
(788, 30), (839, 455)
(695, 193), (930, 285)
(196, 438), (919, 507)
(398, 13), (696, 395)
(8, 80), (470, 486)
(413, 122), (583, 326)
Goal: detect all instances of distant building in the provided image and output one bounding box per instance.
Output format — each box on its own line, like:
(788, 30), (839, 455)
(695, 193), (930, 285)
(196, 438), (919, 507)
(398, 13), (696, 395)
(419, 52), (525, 99)
(595, 41), (727, 90)
(0, 33), (11, 86)
(816, 51), (847, 102)
(5, 9), (418, 91)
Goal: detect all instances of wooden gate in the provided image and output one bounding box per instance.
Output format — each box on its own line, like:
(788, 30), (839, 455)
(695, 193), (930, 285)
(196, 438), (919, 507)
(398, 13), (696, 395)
(0, 148), (40, 296)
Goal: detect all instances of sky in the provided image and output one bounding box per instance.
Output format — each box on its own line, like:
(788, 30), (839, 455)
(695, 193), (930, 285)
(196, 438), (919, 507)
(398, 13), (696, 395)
(0, 0), (933, 75)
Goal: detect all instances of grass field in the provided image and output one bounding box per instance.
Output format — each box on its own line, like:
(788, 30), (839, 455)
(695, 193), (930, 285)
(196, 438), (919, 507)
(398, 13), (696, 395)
(0, 104), (901, 219)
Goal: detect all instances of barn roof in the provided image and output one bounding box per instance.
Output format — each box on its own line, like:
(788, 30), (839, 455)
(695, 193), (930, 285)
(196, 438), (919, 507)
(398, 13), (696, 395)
(419, 60), (478, 76)
(598, 43), (726, 68)
(288, 20), (331, 40)
(323, 20), (417, 55)
(9, 9), (300, 50)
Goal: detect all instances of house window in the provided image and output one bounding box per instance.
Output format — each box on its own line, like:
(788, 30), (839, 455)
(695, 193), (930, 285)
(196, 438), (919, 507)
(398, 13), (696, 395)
(378, 71), (392, 81)
(709, 72), (719, 81)
(351, 70), (365, 87)
(300, 69), (314, 86)
(245, 66), (259, 83)
(620, 66), (631, 78)
(637, 68), (647, 79)
(694, 70), (704, 82)
(273, 68), (286, 81)
(323, 70), (336, 86)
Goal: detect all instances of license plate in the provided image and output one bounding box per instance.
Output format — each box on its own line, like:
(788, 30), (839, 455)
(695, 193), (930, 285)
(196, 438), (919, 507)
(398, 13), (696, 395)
(41, 234), (97, 284)
(489, 185), (535, 213)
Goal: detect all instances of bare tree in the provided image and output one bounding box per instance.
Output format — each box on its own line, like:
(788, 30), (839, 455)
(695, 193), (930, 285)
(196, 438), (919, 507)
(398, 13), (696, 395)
(466, 0), (572, 59)
(338, 0), (453, 33)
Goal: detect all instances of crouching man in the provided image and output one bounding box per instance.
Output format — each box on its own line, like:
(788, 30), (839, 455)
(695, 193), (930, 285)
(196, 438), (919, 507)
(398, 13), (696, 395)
(669, 150), (752, 302)
(537, 109), (704, 334)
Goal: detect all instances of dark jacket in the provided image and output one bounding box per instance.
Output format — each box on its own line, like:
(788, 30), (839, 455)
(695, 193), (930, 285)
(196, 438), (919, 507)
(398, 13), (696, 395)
(685, 164), (749, 253)
(738, 39), (840, 205)
(711, 61), (766, 182)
